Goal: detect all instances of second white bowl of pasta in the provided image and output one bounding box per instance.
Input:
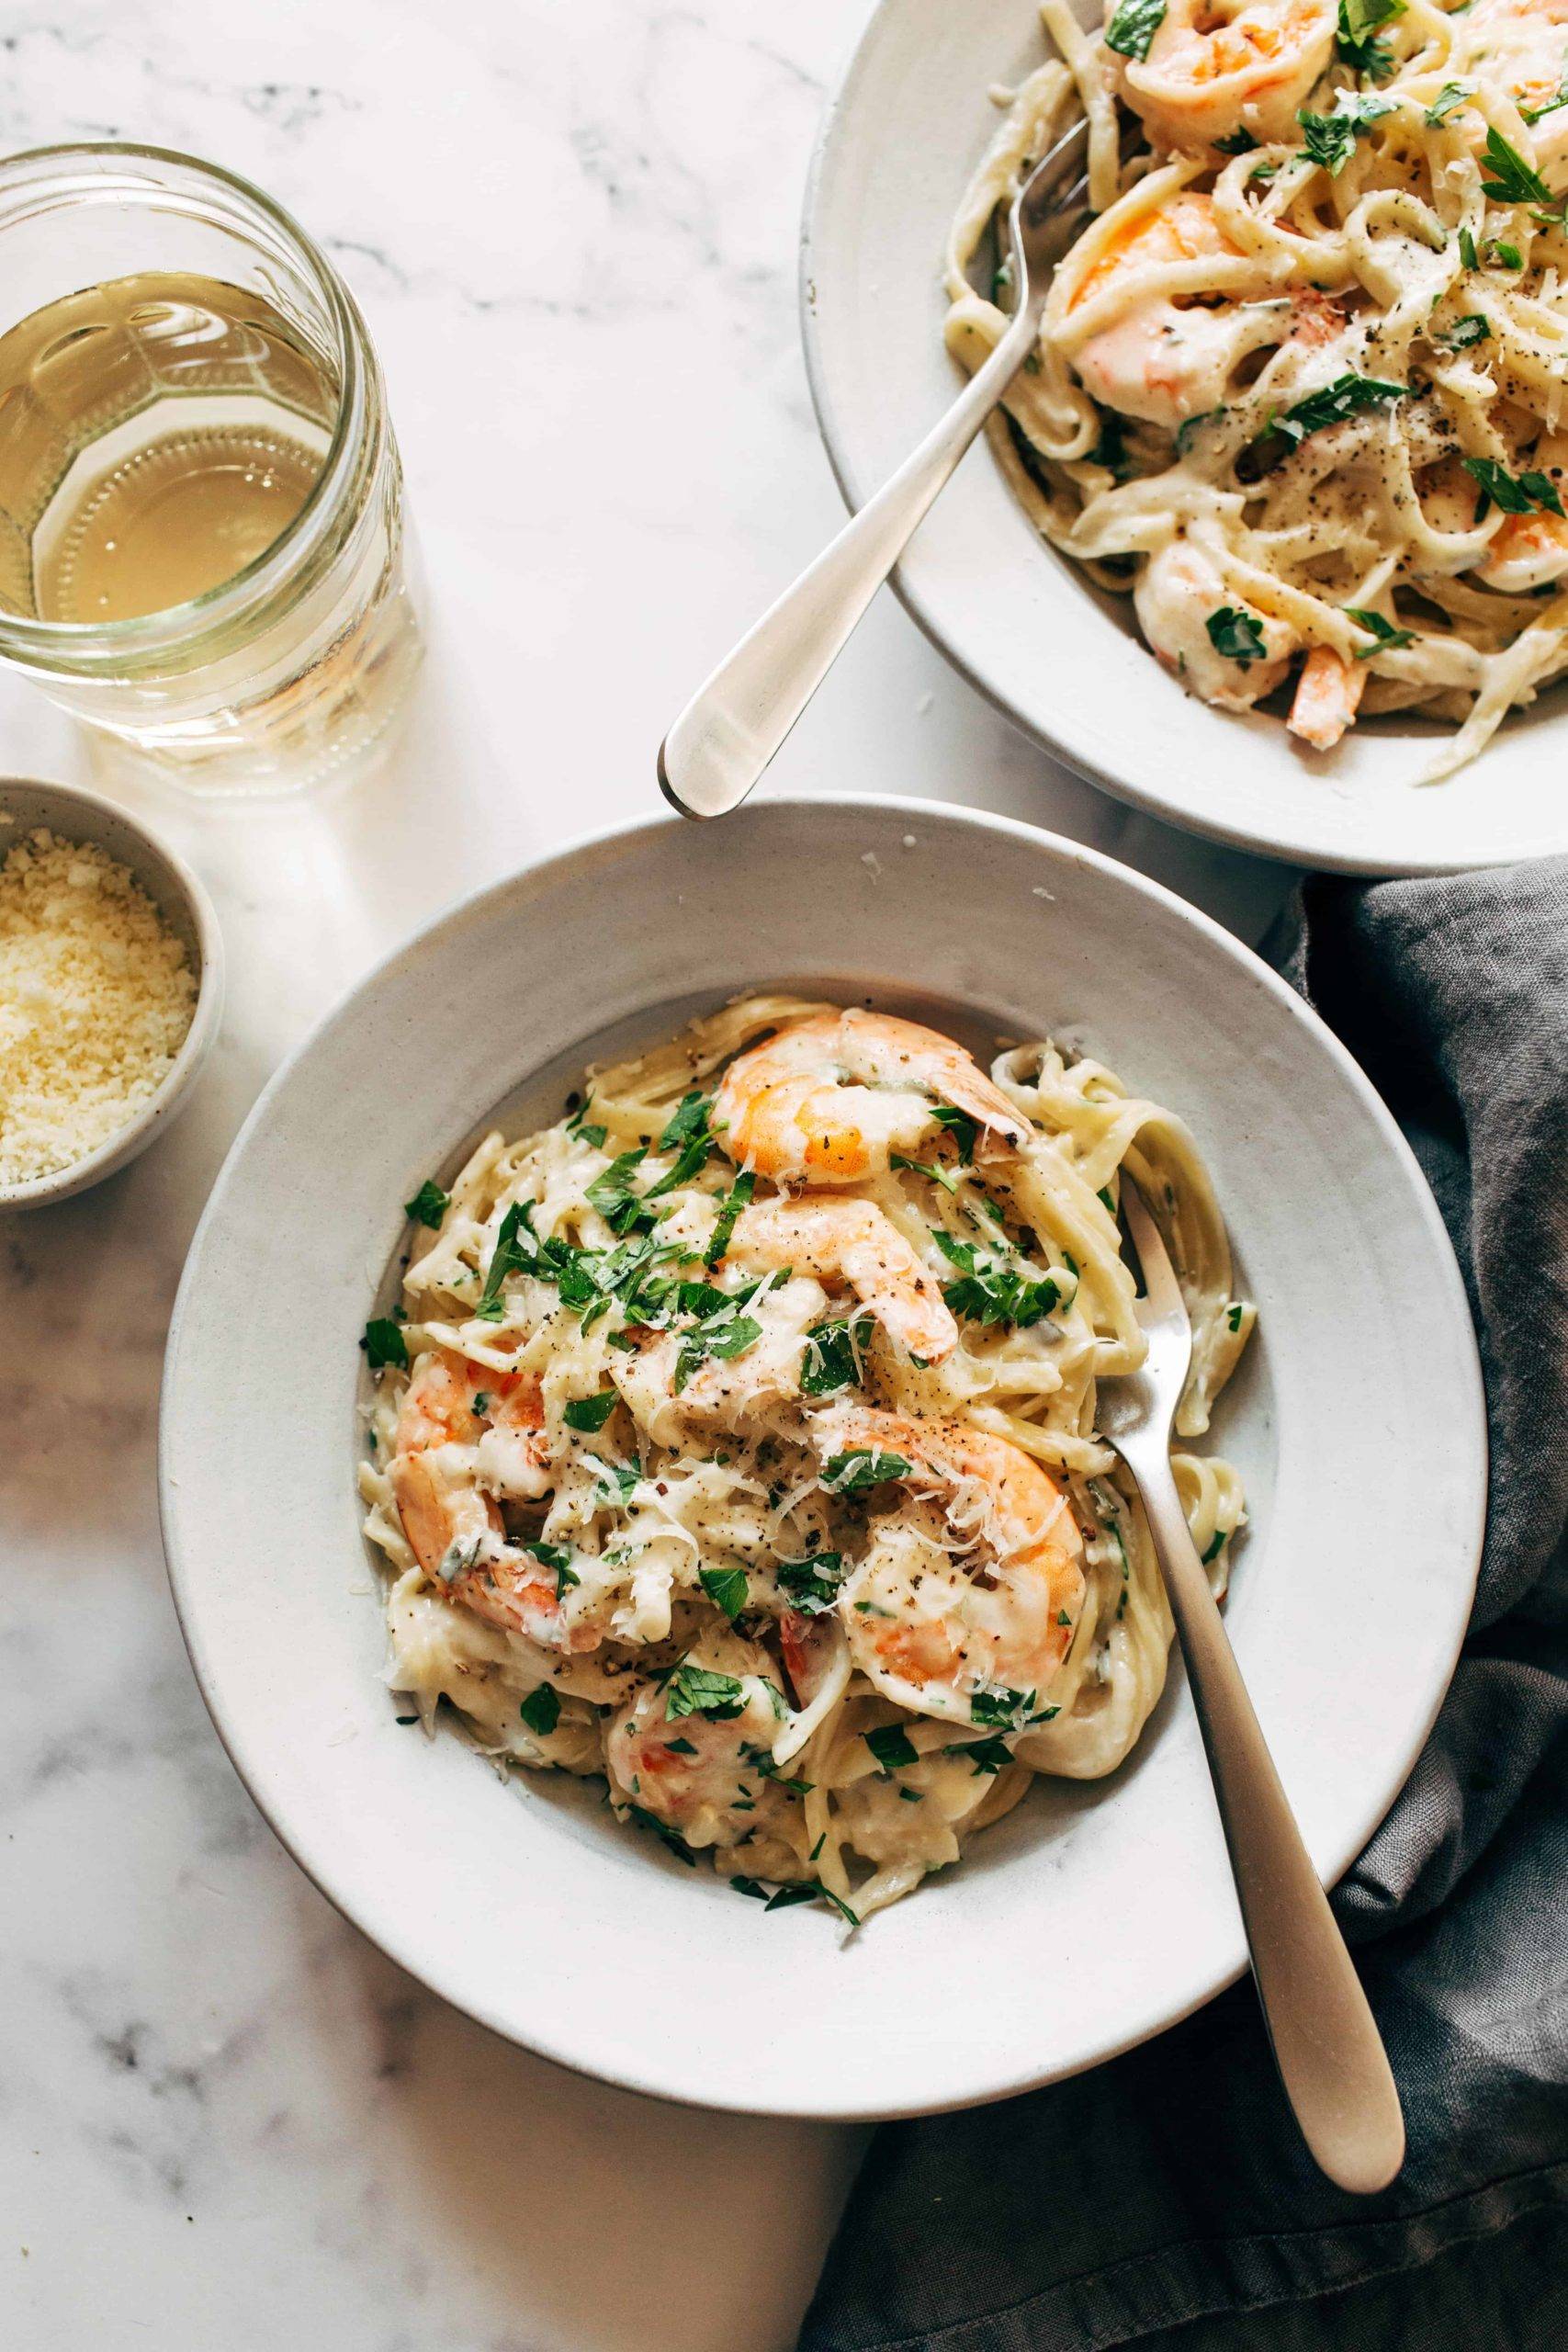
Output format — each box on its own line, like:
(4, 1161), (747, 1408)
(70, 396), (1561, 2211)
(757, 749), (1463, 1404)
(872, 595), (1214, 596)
(803, 0), (1568, 873)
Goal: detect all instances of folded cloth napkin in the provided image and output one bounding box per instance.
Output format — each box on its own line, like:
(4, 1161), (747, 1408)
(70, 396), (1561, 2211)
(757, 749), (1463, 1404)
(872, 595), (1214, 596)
(799, 859), (1568, 2352)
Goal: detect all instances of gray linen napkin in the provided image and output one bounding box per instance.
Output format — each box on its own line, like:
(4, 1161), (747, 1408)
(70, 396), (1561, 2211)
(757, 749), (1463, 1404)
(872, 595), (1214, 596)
(799, 858), (1568, 2352)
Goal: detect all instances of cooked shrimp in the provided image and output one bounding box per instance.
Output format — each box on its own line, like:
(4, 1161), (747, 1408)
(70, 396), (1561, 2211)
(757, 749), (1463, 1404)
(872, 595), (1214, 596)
(816, 1406), (1086, 1729)
(1066, 191), (1280, 430)
(725, 1196), (958, 1363)
(389, 1347), (596, 1652)
(714, 1009), (1026, 1187)
(604, 1628), (790, 1849)
(1134, 537), (1296, 708)
(1288, 646), (1367, 749)
(1114, 0), (1338, 154)
(1477, 507), (1568, 594)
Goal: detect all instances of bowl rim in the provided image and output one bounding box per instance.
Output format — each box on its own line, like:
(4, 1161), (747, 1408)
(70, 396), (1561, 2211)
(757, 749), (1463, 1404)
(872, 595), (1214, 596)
(0, 772), (225, 1208)
(796, 0), (1566, 878)
(157, 795), (1486, 2118)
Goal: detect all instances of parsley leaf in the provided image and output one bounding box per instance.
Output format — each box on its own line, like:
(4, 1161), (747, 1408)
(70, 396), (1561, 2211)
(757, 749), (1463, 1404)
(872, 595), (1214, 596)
(820, 1447), (911, 1495)
(705, 1169), (754, 1269)
(1213, 127), (1258, 155)
(1426, 81), (1470, 125)
(864, 1724), (919, 1770)
(699, 1564), (749, 1621)
(586, 1146), (652, 1236)
(563, 1389), (618, 1432)
(519, 1685), (561, 1737)
(800, 1314), (873, 1396)
(1273, 372), (1405, 447)
(1479, 126), (1551, 207)
(1463, 456), (1563, 518)
(1442, 312), (1491, 348)
(931, 1227), (1061, 1326)
(775, 1553), (846, 1615)
(1205, 605), (1269, 665)
(565, 1098), (608, 1149)
(1522, 65), (1568, 125)
(403, 1178), (450, 1227)
(362, 1317), (409, 1372)
(970, 1684), (1038, 1730)
(646, 1091), (716, 1196)
(1105, 0), (1167, 62)
(664, 1663), (748, 1722)
(1345, 605), (1416, 655)
(523, 1539), (580, 1592)
(1335, 0), (1404, 76)
(672, 1285), (764, 1392)
(931, 1105), (979, 1161)
(1459, 226), (1479, 269)
(946, 1734), (1015, 1775)
(1298, 91), (1391, 175)
(476, 1199), (540, 1320)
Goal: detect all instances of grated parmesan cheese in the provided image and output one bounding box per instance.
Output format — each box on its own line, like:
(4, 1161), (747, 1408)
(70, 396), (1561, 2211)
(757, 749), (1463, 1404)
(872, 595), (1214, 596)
(0, 826), (197, 1188)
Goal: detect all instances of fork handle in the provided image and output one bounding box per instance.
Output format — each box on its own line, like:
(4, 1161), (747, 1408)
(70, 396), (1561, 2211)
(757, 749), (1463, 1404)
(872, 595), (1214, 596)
(657, 307), (1038, 820)
(1125, 1453), (1405, 2194)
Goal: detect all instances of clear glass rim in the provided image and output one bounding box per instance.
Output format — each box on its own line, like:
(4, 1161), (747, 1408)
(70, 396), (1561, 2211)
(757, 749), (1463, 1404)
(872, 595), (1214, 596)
(0, 140), (368, 662)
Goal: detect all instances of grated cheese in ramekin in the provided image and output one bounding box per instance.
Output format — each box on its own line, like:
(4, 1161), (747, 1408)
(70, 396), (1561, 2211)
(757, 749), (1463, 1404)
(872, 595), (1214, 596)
(0, 826), (197, 1188)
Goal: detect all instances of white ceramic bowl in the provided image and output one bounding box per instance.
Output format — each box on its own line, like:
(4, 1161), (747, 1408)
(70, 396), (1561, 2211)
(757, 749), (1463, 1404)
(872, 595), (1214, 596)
(0, 775), (223, 1209)
(802, 0), (1568, 876)
(160, 799), (1483, 2118)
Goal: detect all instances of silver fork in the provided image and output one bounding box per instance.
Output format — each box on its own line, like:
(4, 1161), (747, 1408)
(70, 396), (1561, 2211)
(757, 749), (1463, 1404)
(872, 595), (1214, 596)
(659, 118), (1104, 820)
(1102, 1180), (1405, 2195)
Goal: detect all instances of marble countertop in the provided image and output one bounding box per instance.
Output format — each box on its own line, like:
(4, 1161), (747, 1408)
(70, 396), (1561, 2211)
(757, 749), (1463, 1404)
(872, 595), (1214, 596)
(0, 5), (1292, 2346)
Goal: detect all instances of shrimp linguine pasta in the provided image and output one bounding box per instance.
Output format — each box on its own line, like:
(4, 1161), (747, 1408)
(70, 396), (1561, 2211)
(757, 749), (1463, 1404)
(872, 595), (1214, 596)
(945, 0), (1568, 776)
(358, 998), (1254, 1925)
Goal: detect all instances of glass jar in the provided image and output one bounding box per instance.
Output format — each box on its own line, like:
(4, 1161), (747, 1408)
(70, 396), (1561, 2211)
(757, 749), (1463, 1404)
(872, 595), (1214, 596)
(0, 143), (422, 793)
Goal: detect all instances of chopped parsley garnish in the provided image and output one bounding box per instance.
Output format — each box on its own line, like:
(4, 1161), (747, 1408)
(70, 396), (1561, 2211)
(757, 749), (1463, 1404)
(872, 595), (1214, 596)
(890, 1149), (960, 1195)
(395, 1714), (418, 1725)
(1213, 127), (1258, 155)
(970, 1684), (1037, 1729)
(1489, 240), (1524, 269)
(665, 1736), (698, 1756)
(476, 1199), (541, 1319)
(931, 1227), (1061, 1326)
(362, 1317), (409, 1372)
(864, 1724), (919, 1770)
(776, 1552), (846, 1614)
(746, 1879), (861, 1924)
(647, 1091), (717, 1196)
(1441, 313), (1491, 349)
(1426, 81), (1470, 125)
(800, 1314), (873, 1396)
(1298, 91), (1391, 175)
(519, 1685), (561, 1737)
(1335, 0), (1404, 79)
(1271, 373), (1405, 450)
(947, 1734), (1015, 1775)
(1478, 126), (1551, 208)
(1201, 1531), (1229, 1566)
(563, 1389), (618, 1432)
(588, 1454), (640, 1506)
(586, 1146), (653, 1236)
(1175, 406), (1226, 457)
(1205, 605), (1269, 666)
(1105, 0), (1167, 61)
(699, 1564), (749, 1621)
(820, 1447), (912, 1495)
(931, 1105), (979, 1161)
(1459, 226), (1479, 269)
(1345, 605), (1417, 655)
(1523, 66), (1568, 125)
(1226, 1302), (1246, 1331)
(672, 1284), (765, 1392)
(1463, 457), (1565, 520)
(523, 1539), (580, 1592)
(705, 1169), (754, 1268)
(624, 1803), (697, 1863)
(403, 1178), (450, 1227)
(565, 1098), (608, 1149)
(729, 1874), (771, 1900)
(663, 1662), (748, 1722)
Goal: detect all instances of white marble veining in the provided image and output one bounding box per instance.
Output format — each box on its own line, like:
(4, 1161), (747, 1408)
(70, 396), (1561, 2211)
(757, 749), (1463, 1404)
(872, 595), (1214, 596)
(0, 4), (1292, 2346)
